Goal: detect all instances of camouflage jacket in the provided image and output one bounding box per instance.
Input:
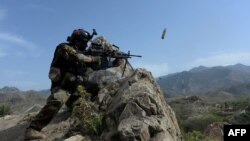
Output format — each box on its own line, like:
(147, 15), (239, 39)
(49, 43), (87, 91)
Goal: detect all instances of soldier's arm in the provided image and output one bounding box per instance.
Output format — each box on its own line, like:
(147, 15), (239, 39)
(57, 44), (100, 63)
(77, 54), (100, 63)
(56, 44), (78, 62)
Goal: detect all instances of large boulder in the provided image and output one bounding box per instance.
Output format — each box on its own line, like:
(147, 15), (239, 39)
(0, 66), (182, 141)
(204, 122), (229, 141)
(96, 68), (182, 141)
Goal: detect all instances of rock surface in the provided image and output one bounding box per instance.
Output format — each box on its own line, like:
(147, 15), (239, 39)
(0, 67), (182, 141)
(98, 68), (182, 141)
(204, 122), (229, 141)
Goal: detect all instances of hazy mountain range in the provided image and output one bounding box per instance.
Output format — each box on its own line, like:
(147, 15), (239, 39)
(2, 63), (250, 113)
(0, 86), (48, 114)
(157, 63), (250, 97)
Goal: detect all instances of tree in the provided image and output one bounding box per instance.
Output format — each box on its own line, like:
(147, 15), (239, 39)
(0, 104), (11, 117)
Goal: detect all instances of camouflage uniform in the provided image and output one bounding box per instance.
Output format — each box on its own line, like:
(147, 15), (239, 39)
(87, 36), (123, 69)
(29, 43), (99, 131)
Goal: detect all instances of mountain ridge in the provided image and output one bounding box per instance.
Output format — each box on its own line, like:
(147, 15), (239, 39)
(0, 86), (48, 114)
(157, 63), (250, 97)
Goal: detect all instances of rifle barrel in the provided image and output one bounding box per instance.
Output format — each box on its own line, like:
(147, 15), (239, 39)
(129, 54), (142, 57)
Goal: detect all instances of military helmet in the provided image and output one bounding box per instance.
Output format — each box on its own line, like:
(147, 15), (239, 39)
(67, 29), (91, 43)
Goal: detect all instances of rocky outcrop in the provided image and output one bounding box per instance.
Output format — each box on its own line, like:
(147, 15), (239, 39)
(0, 66), (182, 141)
(204, 122), (229, 141)
(97, 68), (182, 141)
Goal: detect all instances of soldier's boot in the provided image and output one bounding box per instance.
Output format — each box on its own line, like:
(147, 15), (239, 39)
(24, 128), (46, 140)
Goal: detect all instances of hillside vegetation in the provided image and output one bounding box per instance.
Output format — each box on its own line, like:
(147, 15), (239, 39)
(169, 95), (250, 140)
(157, 64), (250, 140)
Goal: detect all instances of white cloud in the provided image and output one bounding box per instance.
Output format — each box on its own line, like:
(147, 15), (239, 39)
(0, 8), (7, 21)
(0, 69), (49, 91)
(0, 32), (42, 57)
(24, 4), (54, 12)
(0, 50), (7, 57)
(186, 52), (250, 69)
(0, 33), (35, 48)
(0, 47), (7, 57)
(132, 62), (170, 77)
(0, 8), (41, 58)
(0, 69), (26, 79)
(0, 8), (42, 58)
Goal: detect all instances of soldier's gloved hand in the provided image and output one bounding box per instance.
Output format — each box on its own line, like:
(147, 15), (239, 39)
(112, 58), (124, 67)
(91, 56), (101, 64)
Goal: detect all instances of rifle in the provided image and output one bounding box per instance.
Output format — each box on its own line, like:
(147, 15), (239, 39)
(86, 44), (142, 76)
(87, 47), (141, 58)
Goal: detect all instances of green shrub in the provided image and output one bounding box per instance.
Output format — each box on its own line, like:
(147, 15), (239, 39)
(181, 114), (223, 132)
(72, 97), (103, 136)
(0, 104), (11, 117)
(184, 130), (218, 141)
(229, 112), (250, 124)
(223, 100), (249, 111)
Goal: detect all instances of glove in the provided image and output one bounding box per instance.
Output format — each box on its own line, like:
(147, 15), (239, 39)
(112, 58), (124, 67)
(91, 56), (101, 63)
(49, 67), (61, 82)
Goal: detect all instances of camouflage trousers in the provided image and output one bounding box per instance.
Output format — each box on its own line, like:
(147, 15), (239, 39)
(28, 80), (100, 131)
(28, 88), (79, 131)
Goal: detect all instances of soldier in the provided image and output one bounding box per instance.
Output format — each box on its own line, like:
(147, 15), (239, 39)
(24, 29), (100, 140)
(86, 36), (124, 70)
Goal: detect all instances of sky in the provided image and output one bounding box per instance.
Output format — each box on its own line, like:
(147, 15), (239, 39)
(1, 0), (250, 90)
